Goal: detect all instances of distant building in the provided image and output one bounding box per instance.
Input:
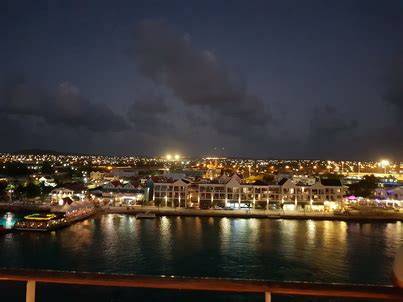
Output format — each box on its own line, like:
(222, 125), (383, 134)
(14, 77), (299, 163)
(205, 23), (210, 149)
(110, 168), (139, 178)
(89, 171), (105, 181)
(38, 176), (57, 187)
(161, 172), (186, 180)
(205, 168), (222, 180)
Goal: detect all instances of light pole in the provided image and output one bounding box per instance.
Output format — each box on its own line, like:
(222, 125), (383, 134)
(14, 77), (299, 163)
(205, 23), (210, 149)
(380, 160), (390, 175)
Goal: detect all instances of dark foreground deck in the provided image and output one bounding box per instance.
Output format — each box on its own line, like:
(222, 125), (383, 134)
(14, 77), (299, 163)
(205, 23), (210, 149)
(0, 268), (402, 302)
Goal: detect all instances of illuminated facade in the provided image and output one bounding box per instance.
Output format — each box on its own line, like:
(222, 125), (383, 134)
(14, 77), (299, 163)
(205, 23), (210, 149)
(153, 174), (346, 210)
(153, 179), (191, 207)
(101, 181), (148, 205)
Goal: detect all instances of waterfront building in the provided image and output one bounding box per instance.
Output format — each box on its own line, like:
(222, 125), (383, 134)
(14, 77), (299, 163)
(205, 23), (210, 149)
(375, 187), (403, 208)
(50, 188), (74, 204)
(100, 180), (149, 206)
(153, 178), (192, 207)
(153, 174), (346, 211)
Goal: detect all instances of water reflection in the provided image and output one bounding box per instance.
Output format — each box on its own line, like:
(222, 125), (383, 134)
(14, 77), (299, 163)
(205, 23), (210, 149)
(219, 218), (230, 242)
(0, 214), (401, 285)
(159, 216), (173, 262)
(0, 212), (17, 229)
(384, 222), (402, 258)
(279, 220), (298, 256)
(306, 220), (316, 247)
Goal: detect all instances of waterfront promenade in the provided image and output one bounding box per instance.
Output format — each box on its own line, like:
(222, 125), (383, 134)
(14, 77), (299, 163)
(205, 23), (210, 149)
(104, 206), (403, 222)
(2, 202), (403, 223)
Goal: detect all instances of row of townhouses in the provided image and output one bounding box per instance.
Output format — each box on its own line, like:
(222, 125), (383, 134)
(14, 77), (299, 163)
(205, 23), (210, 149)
(99, 180), (149, 205)
(153, 174), (346, 210)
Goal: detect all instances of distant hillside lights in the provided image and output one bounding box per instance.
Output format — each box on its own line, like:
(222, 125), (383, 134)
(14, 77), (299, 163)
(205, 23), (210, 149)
(165, 154), (181, 161)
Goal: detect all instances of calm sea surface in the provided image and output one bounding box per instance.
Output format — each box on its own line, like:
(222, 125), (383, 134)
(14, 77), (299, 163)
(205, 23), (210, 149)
(0, 213), (402, 301)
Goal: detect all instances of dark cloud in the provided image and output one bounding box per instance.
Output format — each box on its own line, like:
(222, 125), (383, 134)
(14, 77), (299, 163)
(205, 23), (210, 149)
(305, 105), (359, 158)
(131, 20), (272, 139)
(0, 76), (129, 132)
(310, 105), (358, 138)
(128, 93), (171, 133)
(385, 54), (403, 122)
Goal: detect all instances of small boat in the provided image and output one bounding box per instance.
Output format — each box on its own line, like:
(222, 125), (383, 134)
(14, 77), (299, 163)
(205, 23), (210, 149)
(136, 212), (156, 219)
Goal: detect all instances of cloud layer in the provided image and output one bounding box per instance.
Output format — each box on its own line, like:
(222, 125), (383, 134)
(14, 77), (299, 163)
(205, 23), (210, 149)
(131, 20), (272, 139)
(0, 18), (401, 159)
(0, 76), (129, 132)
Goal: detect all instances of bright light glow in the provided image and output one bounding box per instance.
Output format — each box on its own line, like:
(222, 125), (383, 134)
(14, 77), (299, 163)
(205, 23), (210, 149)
(166, 154), (172, 160)
(174, 154), (180, 160)
(380, 159), (390, 167)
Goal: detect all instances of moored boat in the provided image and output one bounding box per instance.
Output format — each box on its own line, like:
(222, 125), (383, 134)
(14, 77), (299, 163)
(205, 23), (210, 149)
(14, 201), (96, 232)
(13, 213), (68, 231)
(136, 212), (156, 219)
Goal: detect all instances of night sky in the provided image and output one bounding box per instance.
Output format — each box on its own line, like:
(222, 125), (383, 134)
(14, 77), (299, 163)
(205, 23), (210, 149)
(1, 0), (402, 160)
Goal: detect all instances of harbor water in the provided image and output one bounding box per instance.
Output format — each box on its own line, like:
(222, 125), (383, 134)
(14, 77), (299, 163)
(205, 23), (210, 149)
(0, 213), (402, 301)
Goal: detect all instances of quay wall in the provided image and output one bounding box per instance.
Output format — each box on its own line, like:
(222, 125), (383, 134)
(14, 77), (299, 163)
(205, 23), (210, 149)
(104, 206), (403, 222)
(1, 202), (402, 223)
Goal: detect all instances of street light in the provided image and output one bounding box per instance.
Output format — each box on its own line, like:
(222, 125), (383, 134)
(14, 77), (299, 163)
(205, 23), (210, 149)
(380, 159), (390, 175)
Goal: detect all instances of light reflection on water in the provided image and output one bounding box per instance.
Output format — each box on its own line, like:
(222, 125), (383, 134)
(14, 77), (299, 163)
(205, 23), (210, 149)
(0, 214), (402, 285)
(159, 216), (173, 264)
(0, 212), (18, 229)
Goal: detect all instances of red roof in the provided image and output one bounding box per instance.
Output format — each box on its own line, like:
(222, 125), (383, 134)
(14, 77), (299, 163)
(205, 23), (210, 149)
(64, 182), (86, 193)
(152, 176), (174, 183)
(62, 197), (74, 205)
(111, 180), (121, 187)
(131, 181), (142, 187)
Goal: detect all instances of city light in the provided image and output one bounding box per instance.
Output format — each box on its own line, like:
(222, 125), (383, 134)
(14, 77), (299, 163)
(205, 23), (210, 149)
(379, 159), (390, 174)
(174, 154), (180, 160)
(166, 154), (172, 160)
(380, 159), (390, 167)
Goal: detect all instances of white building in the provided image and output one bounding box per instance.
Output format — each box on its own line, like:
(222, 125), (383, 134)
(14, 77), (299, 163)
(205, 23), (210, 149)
(375, 187), (403, 208)
(50, 188), (74, 204)
(153, 178), (192, 207)
(39, 176), (57, 187)
(100, 180), (148, 206)
(153, 174), (346, 211)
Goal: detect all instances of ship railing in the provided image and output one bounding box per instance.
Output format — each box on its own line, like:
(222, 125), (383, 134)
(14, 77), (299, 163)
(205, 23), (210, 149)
(0, 268), (402, 302)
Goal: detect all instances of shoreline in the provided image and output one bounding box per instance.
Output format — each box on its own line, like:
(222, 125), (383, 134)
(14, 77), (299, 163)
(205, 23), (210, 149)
(0, 203), (50, 212)
(1, 203), (402, 223)
(103, 206), (403, 223)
